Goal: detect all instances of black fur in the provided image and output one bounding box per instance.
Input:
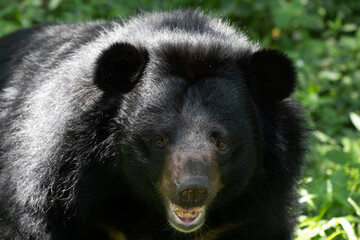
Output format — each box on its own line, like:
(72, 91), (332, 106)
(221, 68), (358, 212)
(95, 42), (149, 93)
(0, 10), (307, 240)
(247, 49), (297, 102)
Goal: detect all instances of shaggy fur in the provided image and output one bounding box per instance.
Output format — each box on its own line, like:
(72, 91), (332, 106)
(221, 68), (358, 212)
(0, 10), (307, 240)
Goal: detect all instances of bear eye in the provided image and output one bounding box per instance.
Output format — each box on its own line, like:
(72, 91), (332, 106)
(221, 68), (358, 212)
(154, 136), (167, 148)
(216, 139), (228, 150)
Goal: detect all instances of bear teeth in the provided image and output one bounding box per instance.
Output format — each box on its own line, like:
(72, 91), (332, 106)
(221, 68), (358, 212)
(171, 204), (201, 223)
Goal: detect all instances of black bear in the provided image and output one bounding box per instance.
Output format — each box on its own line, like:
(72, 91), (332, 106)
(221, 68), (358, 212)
(0, 10), (307, 240)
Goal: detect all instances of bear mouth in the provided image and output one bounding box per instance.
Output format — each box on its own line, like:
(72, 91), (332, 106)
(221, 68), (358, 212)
(167, 201), (205, 233)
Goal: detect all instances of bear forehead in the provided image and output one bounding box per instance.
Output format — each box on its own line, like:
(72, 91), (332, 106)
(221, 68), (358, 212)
(153, 42), (246, 81)
(122, 75), (251, 133)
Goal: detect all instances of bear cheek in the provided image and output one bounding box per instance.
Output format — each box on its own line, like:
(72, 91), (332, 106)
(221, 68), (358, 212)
(219, 146), (260, 196)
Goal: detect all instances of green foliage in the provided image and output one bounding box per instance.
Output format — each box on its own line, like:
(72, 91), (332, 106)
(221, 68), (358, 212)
(0, 0), (359, 239)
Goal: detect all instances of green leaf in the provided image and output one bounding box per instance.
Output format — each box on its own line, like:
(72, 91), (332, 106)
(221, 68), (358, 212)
(336, 218), (357, 240)
(326, 230), (343, 240)
(313, 131), (337, 145)
(340, 36), (360, 51)
(349, 112), (360, 131)
(341, 23), (358, 33)
(324, 149), (350, 164)
(347, 198), (360, 216)
(331, 170), (350, 203)
(319, 70), (342, 81)
(48, 0), (62, 10)
(273, 2), (304, 28)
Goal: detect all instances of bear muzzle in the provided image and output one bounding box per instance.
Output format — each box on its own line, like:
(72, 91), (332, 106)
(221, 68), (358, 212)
(159, 152), (221, 233)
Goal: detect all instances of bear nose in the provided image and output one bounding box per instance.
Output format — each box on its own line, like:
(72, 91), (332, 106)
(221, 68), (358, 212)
(179, 188), (208, 204)
(177, 177), (209, 204)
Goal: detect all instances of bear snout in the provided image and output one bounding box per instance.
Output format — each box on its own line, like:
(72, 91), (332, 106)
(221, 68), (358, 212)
(177, 176), (209, 205)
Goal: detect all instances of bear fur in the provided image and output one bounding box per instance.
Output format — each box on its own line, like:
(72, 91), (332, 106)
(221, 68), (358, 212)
(0, 10), (307, 240)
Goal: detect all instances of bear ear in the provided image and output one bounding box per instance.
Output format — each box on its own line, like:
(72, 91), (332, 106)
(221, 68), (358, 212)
(94, 42), (149, 94)
(247, 49), (297, 102)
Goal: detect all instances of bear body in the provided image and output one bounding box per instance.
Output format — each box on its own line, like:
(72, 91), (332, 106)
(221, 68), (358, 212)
(0, 10), (307, 240)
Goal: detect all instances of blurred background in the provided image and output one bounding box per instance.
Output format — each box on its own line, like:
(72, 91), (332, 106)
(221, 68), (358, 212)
(0, 0), (359, 239)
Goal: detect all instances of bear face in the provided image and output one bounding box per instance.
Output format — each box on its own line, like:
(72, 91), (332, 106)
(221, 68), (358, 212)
(0, 10), (307, 240)
(117, 53), (261, 232)
(90, 38), (302, 236)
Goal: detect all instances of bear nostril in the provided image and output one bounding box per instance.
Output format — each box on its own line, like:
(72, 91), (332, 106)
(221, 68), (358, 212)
(177, 176), (210, 204)
(179, 188), (208, 204)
